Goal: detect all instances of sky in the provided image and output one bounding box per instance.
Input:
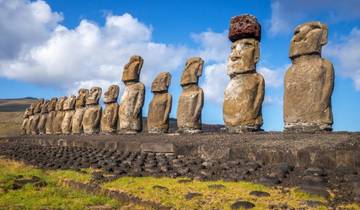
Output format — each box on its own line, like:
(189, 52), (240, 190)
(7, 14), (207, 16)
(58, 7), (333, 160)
(0, 0), (359, 131)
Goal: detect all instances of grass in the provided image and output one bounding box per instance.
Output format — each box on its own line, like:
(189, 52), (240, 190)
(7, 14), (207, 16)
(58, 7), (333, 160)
(0, 158), (122, 209)
(102, 176), (330, 210)
(0, 112), (23, 137)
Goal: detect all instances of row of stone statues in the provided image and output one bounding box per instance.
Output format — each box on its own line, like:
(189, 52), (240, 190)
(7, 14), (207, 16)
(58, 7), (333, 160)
(22, 14), (334, 134)
(21, 55), (204, 135)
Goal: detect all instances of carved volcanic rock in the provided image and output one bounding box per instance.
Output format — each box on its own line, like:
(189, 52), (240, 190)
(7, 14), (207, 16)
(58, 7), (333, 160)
(228, 14), (261, 42)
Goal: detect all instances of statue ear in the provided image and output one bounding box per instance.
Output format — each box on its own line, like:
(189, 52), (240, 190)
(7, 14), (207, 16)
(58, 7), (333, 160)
(166, 73), (172, 87)
(320, 23), (328, 46)
(115, 85), (120, 97)
(196, 60), (204, 77)
(254, 40), (260, 63)
(137, 57), (144, 74)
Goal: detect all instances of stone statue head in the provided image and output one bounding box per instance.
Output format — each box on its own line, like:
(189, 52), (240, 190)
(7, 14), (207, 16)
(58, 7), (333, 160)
(55, 96), (67, 111)
(63, 95), (76, 111)
(33, 98), (44, 114)
(47, 97), (58, 112)
(104, 85), (119, 103)
(289, 21), (328, 59)
(24, 107), (32, 118)
(28, 103), (35, 115)
(151, 72), (171, 92)
(40, 100), (50, 114)
(86, 87), (102, 105)
(180, 57), (204, 86)
(75, 89), (89, 108)
(122, 55), (144, 83)
(227, 38), (260, 76)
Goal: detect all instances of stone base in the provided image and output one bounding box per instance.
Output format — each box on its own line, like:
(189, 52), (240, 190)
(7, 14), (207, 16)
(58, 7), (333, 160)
(177, 128), (202, 134)
(117, 129), (140, 135)
(285, 123), (332, 133)
(226, 125), (262, 133)
(148, 128), (168, 134)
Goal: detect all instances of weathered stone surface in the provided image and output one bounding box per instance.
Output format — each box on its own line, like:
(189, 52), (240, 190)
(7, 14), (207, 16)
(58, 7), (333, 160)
(177, 57), (204, 133)
(21, 107), (32, 135)
(72, 89), (89, 134)
(52, 96), (67, 134)
(61, 95), (76, 134)
(101, 85), (119, 134)
(147, 72), (172, 133)
(29, 99), (44, 135)
(228, 14), (261, 42)
(45, 97), (57, 134)
(118, 56), (145, 134)
(284, 22), (334, 132)
(83, 87), (102, 134)
(37, 100), (49, 134)
(140, 143), (175, 153)
(224, 15), (264, 133)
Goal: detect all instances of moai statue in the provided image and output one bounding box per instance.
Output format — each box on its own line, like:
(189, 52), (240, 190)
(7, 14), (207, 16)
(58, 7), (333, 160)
(45, 97), (58, 134)
(223, 15), (265, 133)
(101, 85), (119, 134)
(53, 96), (67, 134)
(26, 103), (35, 135)
(37, 100), (50, 134)
(21, 107), (32, 135)
(118, 55), (145, 134)
(284, 22), (334, 132)
(147, 72), (172, 133)
(61, 95), (76, 134)
(177, 57), (204, 134)
(72, 89), (89, 134)
(29, 99), (44, 135)
(83, 87), (102, 134)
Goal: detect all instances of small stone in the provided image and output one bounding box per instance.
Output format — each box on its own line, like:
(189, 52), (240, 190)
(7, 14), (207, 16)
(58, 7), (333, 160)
(177, 179), (192, 184)
(185, 192), (202, 200)
(258, 176), (281, 186)
(208, 184), (225, 189)
(304, 200), (325, 208)
(302, 175), (327, 186)
(152, 185), (169, 191)
(300, 186), (330, 199)
(304, 167), (326, 177)
(231, 200), (255, 209)
(249, 191), (270, 197)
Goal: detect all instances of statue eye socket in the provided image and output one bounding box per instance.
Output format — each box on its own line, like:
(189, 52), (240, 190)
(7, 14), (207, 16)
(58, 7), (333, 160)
(294, 30), (300, 35)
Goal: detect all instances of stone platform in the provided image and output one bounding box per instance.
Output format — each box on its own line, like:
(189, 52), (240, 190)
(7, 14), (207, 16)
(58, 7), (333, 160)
(2, 132), (360, 171)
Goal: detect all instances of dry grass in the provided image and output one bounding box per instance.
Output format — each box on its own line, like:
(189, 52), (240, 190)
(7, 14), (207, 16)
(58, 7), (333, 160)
(0, 112), (23, 137)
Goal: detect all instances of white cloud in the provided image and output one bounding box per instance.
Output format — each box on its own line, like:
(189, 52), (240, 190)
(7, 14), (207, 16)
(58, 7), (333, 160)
(269, 0), (360, 36)
(325, 28), (360, 90)
(202, 63), (228, 104)
(258, 66), (284, 88)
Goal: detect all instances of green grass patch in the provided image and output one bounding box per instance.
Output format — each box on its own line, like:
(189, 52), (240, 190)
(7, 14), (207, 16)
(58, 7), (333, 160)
(102, 176), (329, 210)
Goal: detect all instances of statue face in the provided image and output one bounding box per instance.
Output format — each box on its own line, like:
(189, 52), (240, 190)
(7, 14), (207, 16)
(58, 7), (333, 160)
(151, 72), (171, 92)
(289, 22), (328, 58)
(86, 87), (102, 105)
(55, 96), (67, 111)
(75, 89), (88, 108)
(104, 85), (119, 103)
(180, 57), (203, 86)
(227, 38), (259, 76)
(47, 97), (58, 112)
(63, 95), (76, 110)
(41, 100), (50, 113)
(33, 99), (44, 114)
(122, 55), (144, 83)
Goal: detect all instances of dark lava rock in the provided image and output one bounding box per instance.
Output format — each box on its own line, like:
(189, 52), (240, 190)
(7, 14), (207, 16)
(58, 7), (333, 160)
(152, 185), (169, 191)
(258, 176), (281, 186)
(185, 192), (202, 200)
(299, 186), (330, 199)
(208, 184), (225, 189)
(304, 167), (326, 176)
(304, 200), (325, 208)
(249, 191), (270, 197)
(302, 175), (327, 186)
(34, 180), (47, 188)
(231, 200), (255, 209)
(177, 179), (192, 184)
(335, 166), (357, 176)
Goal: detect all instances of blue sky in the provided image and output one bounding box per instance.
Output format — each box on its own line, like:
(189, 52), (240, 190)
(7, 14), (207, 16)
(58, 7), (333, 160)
(0, 0), (359, 131)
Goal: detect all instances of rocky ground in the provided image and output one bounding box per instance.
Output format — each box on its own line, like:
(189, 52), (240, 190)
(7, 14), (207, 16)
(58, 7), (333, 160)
(0, 140), (359, 208)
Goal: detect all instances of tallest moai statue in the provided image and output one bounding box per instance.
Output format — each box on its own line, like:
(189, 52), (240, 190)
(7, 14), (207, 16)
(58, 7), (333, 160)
(223, 14), (265, 133)
(284, 22), (334, 132)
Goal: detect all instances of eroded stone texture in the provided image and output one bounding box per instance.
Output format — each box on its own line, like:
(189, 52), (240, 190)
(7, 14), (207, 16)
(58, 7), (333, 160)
(37, 100), (50, 134)
(118, 55), (145, 134)
(83, 87), (102, 134)
(72, 89), (89, 134)
(61, 96), (76, 134)
(177, 57), (204, 133)
(284, 22), (334, 132)
(29, 99), (44, 135)
(223, 14), (265, 133)
(101, 85), (119, 134)
(21, 107), (32, 135)
(53, 96), (67, 134)
(45, 97), (58, 134)
(147, 72), (172, 133)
